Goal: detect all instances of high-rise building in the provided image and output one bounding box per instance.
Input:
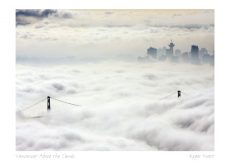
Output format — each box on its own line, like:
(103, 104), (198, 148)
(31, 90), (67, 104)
(147, 47), (157, 58)
(190, 45), (199, 64)
(191, 45), (199, 57)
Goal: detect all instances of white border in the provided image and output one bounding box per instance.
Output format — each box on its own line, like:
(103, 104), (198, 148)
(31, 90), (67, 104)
(1, 0), (229, 165)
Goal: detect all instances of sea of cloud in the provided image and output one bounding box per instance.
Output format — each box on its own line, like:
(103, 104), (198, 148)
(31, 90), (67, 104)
(16, 61), (214, 151)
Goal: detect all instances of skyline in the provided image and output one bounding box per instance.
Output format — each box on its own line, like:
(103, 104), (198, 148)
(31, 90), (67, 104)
(16, 9), (214, 63)
(139, 40), (214, 65)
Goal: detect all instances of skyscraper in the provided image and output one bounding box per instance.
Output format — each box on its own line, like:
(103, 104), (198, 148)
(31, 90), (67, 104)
(191, 45), (199, 64)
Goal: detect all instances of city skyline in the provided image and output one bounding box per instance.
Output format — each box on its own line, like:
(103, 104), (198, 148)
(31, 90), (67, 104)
(16, 9), (214, 63)
(140, 40), (214, 65)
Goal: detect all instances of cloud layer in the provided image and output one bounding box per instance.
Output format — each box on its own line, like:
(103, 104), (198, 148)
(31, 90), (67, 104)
(16, 62), (214, 151)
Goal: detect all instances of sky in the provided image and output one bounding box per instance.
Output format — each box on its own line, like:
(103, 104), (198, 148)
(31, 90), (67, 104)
(16, 9), (214, 63)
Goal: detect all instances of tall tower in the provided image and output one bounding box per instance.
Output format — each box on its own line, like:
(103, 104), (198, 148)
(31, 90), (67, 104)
(168, 40), (175, 56)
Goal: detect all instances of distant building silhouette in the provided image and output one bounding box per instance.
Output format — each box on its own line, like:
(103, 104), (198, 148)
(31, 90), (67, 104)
(157, 47), (167, 61)
(137, 56), (150, 62)
(175, 49), (181, 56)
(141, 40), (213, 65)
(181, 52), (189, 62)
(168, 40), (175, 56)
(191, 45), (199, 56)
(202, 53), (211, 64)
(166, 49), (171, 56)
(200, 48), (208, 56)
(147, 47), (157, 58)
(190, 45), (200, 64)
(199, 48), (214, 65)
(173, 49), (181, 63)
(210, 54), (214, 65)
